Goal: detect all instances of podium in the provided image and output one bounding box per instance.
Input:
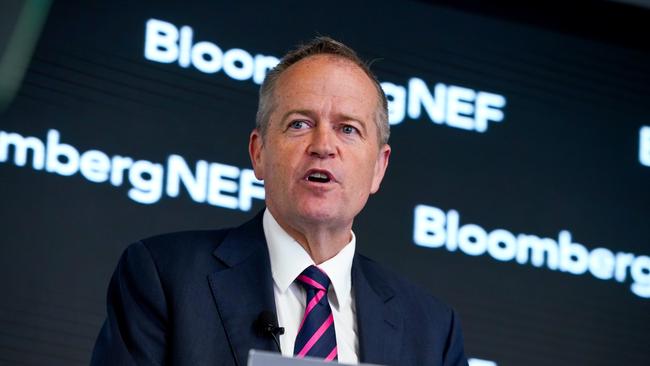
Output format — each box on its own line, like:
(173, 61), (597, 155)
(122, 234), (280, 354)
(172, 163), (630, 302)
(248, 350), (384, 366)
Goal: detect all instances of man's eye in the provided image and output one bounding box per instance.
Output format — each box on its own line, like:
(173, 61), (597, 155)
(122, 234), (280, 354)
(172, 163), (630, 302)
(289, 120), (309, 129)
(341, 125), (358, 135)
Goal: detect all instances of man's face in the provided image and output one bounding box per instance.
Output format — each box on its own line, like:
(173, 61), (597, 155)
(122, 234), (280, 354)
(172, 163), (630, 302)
(249, 55), (390, 232)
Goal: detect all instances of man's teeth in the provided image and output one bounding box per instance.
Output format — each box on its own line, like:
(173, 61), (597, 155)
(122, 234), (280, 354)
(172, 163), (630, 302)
(308, 172), (330, 182)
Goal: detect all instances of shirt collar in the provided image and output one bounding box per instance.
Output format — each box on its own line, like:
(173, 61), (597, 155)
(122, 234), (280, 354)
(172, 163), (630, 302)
(263, 208), (356, 304)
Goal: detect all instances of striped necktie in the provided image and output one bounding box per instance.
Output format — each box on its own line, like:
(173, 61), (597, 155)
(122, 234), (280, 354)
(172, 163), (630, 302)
(293, 265), (338, 361)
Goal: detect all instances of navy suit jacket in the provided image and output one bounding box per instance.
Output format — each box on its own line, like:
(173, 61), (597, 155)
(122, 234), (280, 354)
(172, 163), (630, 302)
(91, 212), (468, 366)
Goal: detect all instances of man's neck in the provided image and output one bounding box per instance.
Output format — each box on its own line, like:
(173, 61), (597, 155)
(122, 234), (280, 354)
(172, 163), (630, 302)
(270, 211), (353, 264)
(293, 228), (352, 265)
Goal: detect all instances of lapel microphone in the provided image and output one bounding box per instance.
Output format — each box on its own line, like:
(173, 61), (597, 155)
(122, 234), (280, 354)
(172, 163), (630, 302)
(255, 310), (285, 353)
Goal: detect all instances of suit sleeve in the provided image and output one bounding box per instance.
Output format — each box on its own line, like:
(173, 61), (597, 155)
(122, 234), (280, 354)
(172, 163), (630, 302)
(90, 241), (169, 366)
(442, 308), (469, 366)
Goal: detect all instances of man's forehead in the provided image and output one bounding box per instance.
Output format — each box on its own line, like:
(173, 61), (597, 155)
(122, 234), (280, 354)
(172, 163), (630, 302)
(275, 63), (375, 120)
(279, 55), (371, 86)
(274, 55), (376, 102)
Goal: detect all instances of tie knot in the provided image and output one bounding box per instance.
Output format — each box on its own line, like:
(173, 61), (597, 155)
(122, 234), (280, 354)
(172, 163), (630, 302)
(296, 265), (331, 292)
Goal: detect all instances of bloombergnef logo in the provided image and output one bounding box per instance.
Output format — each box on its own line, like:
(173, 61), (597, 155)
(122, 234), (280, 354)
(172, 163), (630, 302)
(0, 129), (265, 211)
(414, 204), (650, 299)
(144, 18), (507, 133)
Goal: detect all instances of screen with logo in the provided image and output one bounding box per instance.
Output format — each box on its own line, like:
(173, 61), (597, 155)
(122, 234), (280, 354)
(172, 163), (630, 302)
(0, 1), (648, 365)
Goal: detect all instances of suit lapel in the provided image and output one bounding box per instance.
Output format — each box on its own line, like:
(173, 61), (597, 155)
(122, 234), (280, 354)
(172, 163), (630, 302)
(207, 213), (278, 366)
(354, 255), (403, 366)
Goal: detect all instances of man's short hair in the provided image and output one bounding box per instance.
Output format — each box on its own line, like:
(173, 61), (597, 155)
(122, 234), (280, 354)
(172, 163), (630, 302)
(255, 36), (390, 145)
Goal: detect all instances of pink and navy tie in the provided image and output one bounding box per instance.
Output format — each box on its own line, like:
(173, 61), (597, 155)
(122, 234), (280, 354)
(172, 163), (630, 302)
(293, 265), (338, 361)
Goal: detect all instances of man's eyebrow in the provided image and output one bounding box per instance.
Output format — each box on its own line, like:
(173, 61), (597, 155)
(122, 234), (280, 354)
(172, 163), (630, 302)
(280, 109), (316, 122)
(282, 110), (366, 124)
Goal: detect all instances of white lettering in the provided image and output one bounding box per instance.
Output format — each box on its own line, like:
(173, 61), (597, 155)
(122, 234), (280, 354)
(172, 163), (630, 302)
(166, 154), (208, 203)
(446, 209), (460, 252)
(79, 150), (110, 183)
(413, 204), (650, 299)
(640, 126), (650, 167)
(0, 131), (45, 169)
(46, 129), (79, 176)
(223, 48), (254, 81)
(516, 234), (558, 270)
(630, 256), (650, 298)
(407, 78), (446, 124)
(446, 85), (475, 131)
(614, 252), (634, 282)
(381, 82), (406, 125)
(487, 229), (517, 262)
(1, 128), (264, 211)
(475, 92), (506, 133)
(110, 155), (133, 186)
(207, 162), (240, 209)
(178, 26), (193, 68)
(558, 230), (589, 275)
(589, 247), (615, 280)
(413, 204), (446, 248)
(253, 54), (280, 85)
(191, 41), (223, 74)
(239, 169), (265, 211)
(144, 18), (179, 63)
(458, 224), (487, 256)
(128, 160), (163, 204)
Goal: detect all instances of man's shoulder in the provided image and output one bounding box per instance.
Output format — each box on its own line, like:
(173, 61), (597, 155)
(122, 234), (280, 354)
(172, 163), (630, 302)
(130, 212), (265, 266)
(139, 228), (231, 256)
(354, 254), (453, 315)
(116, 228), (232, 279)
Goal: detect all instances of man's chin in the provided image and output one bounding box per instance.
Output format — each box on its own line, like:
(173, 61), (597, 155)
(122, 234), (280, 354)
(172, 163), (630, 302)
(296, 206), (349, 227)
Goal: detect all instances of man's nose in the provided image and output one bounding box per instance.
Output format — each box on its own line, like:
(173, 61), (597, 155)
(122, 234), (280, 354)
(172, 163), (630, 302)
(307, 125), (336, 158)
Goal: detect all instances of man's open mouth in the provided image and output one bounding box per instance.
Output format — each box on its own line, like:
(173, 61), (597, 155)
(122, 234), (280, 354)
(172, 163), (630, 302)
(305, 170), (333, 183)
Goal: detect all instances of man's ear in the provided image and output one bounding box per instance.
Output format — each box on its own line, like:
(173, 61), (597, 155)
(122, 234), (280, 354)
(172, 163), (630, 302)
(249, 129), (265, 180)
(370, 143), (391, 194)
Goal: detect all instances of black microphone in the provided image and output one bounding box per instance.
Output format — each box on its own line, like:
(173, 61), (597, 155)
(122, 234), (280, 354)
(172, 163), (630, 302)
(255, 310), (284, 353)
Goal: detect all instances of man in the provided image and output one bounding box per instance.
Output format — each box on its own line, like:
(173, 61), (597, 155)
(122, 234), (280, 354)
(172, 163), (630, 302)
(91, 37), (468, 366)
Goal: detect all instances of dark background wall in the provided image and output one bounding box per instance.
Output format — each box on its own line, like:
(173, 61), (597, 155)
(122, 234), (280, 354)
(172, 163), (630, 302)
(0, 1), (649, 365)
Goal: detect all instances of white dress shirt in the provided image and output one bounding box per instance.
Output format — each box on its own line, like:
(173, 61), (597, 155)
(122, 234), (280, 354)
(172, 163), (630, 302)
(263, 209), (359, 364)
